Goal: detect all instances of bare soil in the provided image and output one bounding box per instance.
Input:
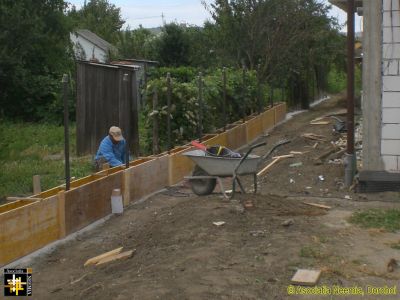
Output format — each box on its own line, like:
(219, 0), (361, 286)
(26, 95), (400, 299)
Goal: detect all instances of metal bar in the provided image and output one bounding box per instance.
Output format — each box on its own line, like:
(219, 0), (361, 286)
(242, 67), (246, 123)
(123, 73), (130, 169)
(166, 72), (172, 153)
(198, 72), (203, 142)
(257, 64), (262, 114)
(62, 74), (70, 191)
(223, 67), (227, 131)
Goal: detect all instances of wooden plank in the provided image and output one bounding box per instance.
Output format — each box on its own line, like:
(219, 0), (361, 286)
(310, 121), (330, 125)
(57, 191), (66, 238)
(64, 171), (123, 235)
(6, 197), (41, 202)
(33, 175), (41, 194)
(291, 269), (321, 286)
(0, 196), (60, 266)
(122, 169), (130, 207)
(257, 158), (281, 176)
(96, 250), (134, 266)
(168, 146), (195, 186)
(302, 202), (331, 209)
(272, 154), (294, 159)
(84, 247), (124, 267)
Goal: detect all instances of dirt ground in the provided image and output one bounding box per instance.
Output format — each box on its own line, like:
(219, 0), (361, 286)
(19, 95), (400, 299)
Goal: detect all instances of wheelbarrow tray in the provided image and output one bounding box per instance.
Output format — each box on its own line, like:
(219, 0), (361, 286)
(183, 150), (261, 176)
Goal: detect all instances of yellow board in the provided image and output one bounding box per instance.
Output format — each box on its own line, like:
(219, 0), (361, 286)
(0, 196), (60, 266)
(204, 131), (228, 147)
(128, 155), (169, 203)
(274, 103), (287, 124)
(226, 123), (247, 150)
(246, 115), (264, 143)
(168, 146), (195, 185)
(262, 109), (275, 132)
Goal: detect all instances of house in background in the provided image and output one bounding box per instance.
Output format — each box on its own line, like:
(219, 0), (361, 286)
(70, 29), (117, 63)
(330, 0), (400, 191)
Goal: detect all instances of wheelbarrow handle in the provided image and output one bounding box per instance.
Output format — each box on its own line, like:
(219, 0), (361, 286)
(233, 142), (266, 174)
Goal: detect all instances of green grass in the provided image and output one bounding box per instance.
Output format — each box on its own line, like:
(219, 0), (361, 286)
(0, 121), (93, 201)
(349, 209), (400, 232)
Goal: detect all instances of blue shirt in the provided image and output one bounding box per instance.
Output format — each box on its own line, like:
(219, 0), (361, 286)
(95, 136), (126, 167)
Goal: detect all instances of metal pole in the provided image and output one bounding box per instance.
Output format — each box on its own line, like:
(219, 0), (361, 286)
(222, 67), (227, 131)
(242, 67), (246, 123)
(198, 72), (204, 142)
(123, 73), (130, 169)
(257, 64), (262, 114)
(62, 74), (70, 191)
(345, 0), (356, 187)
(166, 72), (172, 153)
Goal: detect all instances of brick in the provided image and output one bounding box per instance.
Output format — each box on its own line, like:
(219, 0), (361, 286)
(382, 155), (399, 171)
(383, 60), (399, 75)
(382, 140), (400, 155)
(383, 27), (400, 43)
(382, 124), (400, 138)
(382, 76), (400, 91)
(383, 11), (400, 26)
(383, 44), (400, 59)
(382, 108), (400, 123)
(383, 0), (400, 11)
(382, 92), (400, 107)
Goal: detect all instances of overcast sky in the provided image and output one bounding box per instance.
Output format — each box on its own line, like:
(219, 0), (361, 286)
(68, 0), (363, 31)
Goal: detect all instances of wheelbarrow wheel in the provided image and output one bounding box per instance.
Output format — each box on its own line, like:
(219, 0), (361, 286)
(190, 166), (217, 196)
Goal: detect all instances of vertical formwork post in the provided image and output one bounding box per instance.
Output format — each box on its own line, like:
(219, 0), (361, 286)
(198, 72), (204, 142)
(223, 67), (227, 131)
(166, 72), (172, 153)
(123, 73), (130, 169)
(62, 74), (70, 191)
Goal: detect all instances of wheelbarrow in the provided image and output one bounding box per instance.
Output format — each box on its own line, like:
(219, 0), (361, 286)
(183, 142), (266, 198)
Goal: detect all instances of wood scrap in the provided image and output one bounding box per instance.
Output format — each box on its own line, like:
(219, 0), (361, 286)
(96, 250), (135, 266)
(301, 133), (327, 142)
(6, 197), (42, 202)
(272, 154), (294, 160)
(84, 247), (123, 267)
(313, 142), (319, 149)
(257, 158), (280, 176)
(291, 269), (321, 286)
(302, 202), (331, 209)
(290, 151), (308, 155)
(310, 121), (330, 125)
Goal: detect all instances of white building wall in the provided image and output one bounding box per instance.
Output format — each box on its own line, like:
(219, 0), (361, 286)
(381, 0), (400, 171)
(70, 33), (108, 63)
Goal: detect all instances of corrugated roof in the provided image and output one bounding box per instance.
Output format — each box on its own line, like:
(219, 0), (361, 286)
(75, 29), (117, 52)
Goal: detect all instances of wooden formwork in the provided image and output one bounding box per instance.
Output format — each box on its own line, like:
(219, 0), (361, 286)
(64, 171), (123, 235)
(125, 156), (169, 204)
(261, 109), (275, 132)
(0, 196), (60, 266)
(274, 103), (287, 124)
(226, 122), (247, 150)
(246, 115), (264, 143)
(0, 105), (288, 267)
(168, 146), (195, 186)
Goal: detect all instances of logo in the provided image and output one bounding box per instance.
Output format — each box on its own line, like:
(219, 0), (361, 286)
(4, 268), (32, 296)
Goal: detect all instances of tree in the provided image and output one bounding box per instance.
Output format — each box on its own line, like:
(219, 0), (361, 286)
(158, 23), (190, 66)
(68, 0), (124, 44)
(0, 0), (74, 121)
(116, 26), (158, 60)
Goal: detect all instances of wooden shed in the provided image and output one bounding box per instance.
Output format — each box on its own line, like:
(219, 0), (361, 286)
(76, 61), (140, 156)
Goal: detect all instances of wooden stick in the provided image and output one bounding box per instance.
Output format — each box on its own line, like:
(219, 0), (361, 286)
(272, 154), (294, 159)
(310, 121), (330, 125)
(96, 250), (135, 266)
(57, 191), (66, 238)
(257, 158), (280, 176)
(33, 175), (41, 194)
(302, 202), (331, 209)
(84, 247), (124, 267)
(6, 197), (42, 202)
